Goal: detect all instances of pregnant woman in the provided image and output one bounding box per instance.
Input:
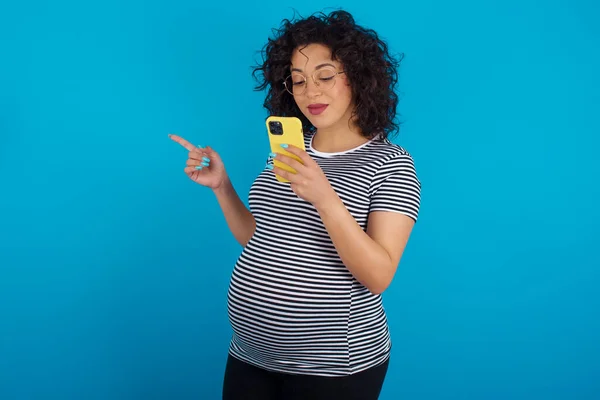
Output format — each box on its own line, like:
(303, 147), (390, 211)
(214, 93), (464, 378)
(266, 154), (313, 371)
(169, 9), (421, 400)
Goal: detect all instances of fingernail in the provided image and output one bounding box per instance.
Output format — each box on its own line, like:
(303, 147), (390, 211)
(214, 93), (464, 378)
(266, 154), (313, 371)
(280, 144), (288, 148)
(195, 165), (203, 170)
(197, 145), (203, 149)
(266, 164), (273, 170)
(269, 152), (277, 158)
(201, 161), (209, 166)
(202, 156), (210, 162)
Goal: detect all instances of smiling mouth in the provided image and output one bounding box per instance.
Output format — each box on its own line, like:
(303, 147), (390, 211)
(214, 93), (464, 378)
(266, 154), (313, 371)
(308, 104), (328, 115)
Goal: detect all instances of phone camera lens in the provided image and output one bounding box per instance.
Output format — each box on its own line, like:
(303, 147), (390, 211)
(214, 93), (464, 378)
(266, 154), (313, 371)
(269, 121), (284, 135)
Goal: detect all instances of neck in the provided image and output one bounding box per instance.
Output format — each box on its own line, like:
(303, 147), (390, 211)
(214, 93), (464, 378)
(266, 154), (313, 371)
(311, 116), (369, 153)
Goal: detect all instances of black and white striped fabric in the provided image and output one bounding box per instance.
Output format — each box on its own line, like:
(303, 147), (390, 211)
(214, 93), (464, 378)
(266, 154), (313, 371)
(226, 133), (421, 377)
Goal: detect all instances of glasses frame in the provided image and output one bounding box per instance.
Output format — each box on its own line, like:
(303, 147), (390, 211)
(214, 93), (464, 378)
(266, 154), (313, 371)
(283, 68), (346, 96)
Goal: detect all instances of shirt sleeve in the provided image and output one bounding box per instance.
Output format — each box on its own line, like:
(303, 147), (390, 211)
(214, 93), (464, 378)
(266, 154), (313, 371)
(369, 152), (422, 222)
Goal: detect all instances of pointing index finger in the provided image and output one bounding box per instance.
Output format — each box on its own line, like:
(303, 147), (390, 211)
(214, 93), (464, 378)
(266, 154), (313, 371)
(168, 134), (197, 152)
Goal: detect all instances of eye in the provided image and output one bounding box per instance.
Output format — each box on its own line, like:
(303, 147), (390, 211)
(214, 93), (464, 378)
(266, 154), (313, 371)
(317, 70), (336, 81)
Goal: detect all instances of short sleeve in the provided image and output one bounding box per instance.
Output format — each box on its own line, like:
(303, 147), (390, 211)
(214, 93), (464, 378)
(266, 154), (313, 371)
(369, 152), (422, 222)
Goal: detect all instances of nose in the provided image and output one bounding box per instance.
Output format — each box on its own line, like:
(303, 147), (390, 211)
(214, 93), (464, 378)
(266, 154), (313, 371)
(304, 77), (322, 98)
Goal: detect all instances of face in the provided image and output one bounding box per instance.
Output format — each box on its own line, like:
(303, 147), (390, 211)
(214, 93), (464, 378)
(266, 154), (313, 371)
(287, 43), (354, 132)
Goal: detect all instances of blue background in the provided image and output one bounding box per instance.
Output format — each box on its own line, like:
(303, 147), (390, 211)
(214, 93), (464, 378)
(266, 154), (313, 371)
(1, 0), (599, 399)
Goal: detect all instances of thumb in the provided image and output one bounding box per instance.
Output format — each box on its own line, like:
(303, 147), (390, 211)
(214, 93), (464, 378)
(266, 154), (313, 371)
(204, 145), (219, 158)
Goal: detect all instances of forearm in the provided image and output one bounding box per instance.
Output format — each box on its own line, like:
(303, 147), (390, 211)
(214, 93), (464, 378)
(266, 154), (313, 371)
(316, 195), (394, 294)
(213, 178), (256, 246)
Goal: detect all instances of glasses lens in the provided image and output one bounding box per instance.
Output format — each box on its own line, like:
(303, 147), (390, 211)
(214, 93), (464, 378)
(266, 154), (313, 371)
(284, 69), (339, 95)
(315, 69), (337, 90)
(285, 74), (307, 95)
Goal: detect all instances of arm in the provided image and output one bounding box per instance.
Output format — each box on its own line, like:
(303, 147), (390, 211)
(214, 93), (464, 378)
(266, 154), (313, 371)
(316, 199), (415, 294)
(271, 146), (421, 294)
(168, 134), (256, 247)
(318, 152), (420, 294)
(213, 177), (256, 247)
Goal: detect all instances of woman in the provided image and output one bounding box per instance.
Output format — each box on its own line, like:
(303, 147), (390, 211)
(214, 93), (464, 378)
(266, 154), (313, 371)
(169, 10), (421, 400)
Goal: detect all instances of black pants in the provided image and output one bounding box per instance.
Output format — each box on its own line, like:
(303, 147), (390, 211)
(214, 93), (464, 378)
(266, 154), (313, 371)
(222, 354), (389, 400)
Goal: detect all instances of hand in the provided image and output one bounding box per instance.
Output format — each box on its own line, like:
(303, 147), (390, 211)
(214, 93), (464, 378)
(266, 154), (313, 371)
(169, 134), (228, 190)
(270, 144), (337, 208)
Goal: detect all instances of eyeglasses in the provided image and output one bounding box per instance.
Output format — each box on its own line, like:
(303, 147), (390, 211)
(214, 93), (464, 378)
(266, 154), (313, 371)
(283, 68), (345, 96)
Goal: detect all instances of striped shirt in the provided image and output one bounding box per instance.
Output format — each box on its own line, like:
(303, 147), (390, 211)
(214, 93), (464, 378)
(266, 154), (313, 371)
(226, 132), (421, 377)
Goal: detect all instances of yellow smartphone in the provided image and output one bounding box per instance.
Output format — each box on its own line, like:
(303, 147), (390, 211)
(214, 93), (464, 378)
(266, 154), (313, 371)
(266, 116), (306, 183)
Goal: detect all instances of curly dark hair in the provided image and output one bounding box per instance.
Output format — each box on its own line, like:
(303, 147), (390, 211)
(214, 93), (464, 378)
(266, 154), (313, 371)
(252, 9), (404, 140)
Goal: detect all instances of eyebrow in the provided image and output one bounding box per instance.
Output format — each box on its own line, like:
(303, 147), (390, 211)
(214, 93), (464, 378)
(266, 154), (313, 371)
(291, 63), (336, 72)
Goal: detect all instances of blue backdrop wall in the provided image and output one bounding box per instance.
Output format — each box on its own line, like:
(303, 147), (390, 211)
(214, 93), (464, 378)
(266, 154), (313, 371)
(1, 0), (598, 399)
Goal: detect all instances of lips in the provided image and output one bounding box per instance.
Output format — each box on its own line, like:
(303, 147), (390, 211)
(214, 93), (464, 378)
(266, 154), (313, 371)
(308, 104), (328, 115)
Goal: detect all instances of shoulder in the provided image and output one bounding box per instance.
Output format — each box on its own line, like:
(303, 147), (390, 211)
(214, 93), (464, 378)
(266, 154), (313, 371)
(368, 138), (418, 171)
(366, 138), (421, 192)
(367, 139), (422, 220)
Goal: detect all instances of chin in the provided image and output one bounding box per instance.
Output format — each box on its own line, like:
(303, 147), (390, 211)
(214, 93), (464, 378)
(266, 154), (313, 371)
(306, 115), (338, 131)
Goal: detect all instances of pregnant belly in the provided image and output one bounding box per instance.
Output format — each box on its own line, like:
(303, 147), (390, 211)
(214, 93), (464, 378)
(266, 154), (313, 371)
(226, 248), (352, 353)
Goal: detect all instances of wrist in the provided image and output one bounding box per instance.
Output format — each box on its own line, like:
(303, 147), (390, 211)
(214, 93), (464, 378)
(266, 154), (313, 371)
(314, 189), (342, 215)
(212, 176), (232, 197)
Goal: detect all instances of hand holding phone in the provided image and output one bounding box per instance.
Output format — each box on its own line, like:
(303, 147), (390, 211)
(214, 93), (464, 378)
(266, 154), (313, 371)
(266, 116), (306, 183)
